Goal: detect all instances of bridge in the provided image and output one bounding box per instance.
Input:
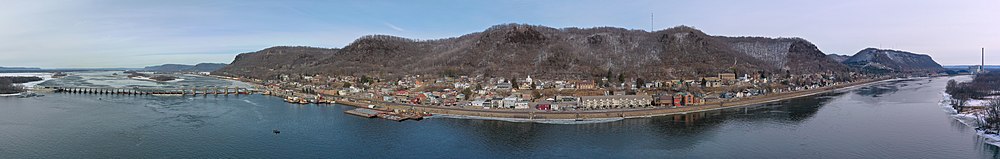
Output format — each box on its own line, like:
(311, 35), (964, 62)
(43, 86), (255, 96)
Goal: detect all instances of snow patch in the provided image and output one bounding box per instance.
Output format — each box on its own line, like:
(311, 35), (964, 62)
(130, 76), (185, 83)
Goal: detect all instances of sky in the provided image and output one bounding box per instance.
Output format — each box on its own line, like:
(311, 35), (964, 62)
(1, 0), (998, 68)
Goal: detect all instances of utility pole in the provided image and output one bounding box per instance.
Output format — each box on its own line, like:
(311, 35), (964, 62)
(650, 13), (654, 32)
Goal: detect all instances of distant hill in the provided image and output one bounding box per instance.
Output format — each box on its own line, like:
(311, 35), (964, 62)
(143, 63), (227, 72)
(842, 48), (944, 73)
(0, 67), (41, 71)
(215, 24), (849, 80)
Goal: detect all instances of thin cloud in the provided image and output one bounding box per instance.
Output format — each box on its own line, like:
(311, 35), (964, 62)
(383, 22), (405, 32)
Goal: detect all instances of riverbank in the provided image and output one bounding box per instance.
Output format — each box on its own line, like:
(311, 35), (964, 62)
(941, 91), (1000, 146)
(324, 77), (897, 121)
(940, 75), (1000, 147)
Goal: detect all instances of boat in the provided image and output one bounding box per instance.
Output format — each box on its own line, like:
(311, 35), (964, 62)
(272, 129), (280, 134)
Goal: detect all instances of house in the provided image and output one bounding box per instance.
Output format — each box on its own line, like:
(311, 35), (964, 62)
(672, 93), (685, 106)
(536, 103), (552, 110)
(453, 82), (471, 89)
(685, 93), (694, 105)
(382, 96), (395, 102)
(551, 102), (577, 111)
(701, 77), (722, 87)
(519, 82), (532, 90)
(738, 74), (751, 82)
(576, 80), (596, 89)
(655, 95), (673, 106)
(519, 76), (534, 90)
(514, 102), (530, 109)
(688, 94), (704, 105)
(413, 93), (429, 104)
(470, 100), (486, 107)
(719, 73), (737, 81)
(672, 92), (698, 106)
(501, 96), (520, 108)
(496, 83), (513, 90)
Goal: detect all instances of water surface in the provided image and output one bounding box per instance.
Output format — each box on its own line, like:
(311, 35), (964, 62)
(1, 76), (996, 158)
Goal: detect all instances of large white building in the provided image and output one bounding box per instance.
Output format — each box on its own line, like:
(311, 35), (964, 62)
(579, 95), (653, 109)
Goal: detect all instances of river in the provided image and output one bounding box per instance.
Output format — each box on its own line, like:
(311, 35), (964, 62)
(1, 75), (997, 158)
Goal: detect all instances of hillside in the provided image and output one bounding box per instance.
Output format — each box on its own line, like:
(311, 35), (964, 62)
(143, 63), (227, 72)
(215, 24), (850, 80)
(842, 48), (944, 73)
(826, 54), (851, 63)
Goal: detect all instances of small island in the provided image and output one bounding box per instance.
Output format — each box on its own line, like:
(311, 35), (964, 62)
(149, 75), (177, 81)
(126, 71), (179, 82)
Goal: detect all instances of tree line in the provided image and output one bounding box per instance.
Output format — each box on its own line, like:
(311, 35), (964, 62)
(0, 76), (42, 84)
(948, 72), (1000, 134)
(0, 79), (25, 94)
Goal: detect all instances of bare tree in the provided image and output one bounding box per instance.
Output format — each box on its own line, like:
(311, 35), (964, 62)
(980, 99), (1000, 134)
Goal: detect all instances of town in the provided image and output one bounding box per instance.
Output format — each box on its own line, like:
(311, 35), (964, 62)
(229, 70), (898, 115)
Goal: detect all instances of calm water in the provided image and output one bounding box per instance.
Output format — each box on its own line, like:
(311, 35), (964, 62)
(2, 76), (998, 158)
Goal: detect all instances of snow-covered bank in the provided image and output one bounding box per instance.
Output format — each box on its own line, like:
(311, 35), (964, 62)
(0, 72), (54, 88)
(0, 93), (22, 97)
(429, 114), (623, 124)
(940, 91), (1000, 146)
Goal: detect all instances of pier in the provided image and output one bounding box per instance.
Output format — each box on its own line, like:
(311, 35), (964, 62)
(44, 86), (254, 96)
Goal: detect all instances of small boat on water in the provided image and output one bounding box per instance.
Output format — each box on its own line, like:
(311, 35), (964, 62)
(273, 129), (280, 134)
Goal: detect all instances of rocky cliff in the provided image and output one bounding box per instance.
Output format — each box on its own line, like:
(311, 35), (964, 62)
(215, 24), (850, 80)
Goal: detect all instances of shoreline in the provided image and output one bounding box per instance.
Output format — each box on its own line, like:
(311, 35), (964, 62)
(323, 77), (900, 121)
(939, 76), (1000, 147)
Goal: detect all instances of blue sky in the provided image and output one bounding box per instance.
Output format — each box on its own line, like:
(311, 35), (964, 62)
(1, 0), (998, 68)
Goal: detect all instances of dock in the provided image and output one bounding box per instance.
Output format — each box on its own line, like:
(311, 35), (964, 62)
(343, 108), (428, 122)
(344, 108), (381, 118)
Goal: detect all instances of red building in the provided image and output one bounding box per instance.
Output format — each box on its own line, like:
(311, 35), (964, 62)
(536, 104), (551, 110)
(672, 93), (684, 106)
(672, 92), (697, 106)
